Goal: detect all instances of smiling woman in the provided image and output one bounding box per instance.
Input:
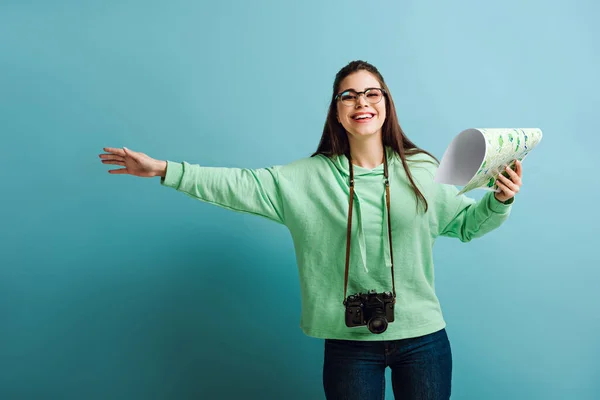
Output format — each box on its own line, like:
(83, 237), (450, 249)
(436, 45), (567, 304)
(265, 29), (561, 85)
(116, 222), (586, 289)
(100, 60), (522, 400)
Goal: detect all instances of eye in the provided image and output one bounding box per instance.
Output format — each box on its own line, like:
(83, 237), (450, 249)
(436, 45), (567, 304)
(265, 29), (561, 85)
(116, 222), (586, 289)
(341, 92), (356, 101)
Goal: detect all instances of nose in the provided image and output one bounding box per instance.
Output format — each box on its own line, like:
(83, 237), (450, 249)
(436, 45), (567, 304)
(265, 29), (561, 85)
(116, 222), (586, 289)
(355, 93), (369, 107)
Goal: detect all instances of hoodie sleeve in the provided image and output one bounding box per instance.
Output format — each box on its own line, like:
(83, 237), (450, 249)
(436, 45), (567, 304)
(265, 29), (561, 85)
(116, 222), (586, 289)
(433, 183), (513, 242)
(159, 160), (285, 225)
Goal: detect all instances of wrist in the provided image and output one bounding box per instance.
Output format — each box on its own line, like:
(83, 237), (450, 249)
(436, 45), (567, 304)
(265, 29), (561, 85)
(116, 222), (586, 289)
(494, 193), (514, 205)
(155, 160), (167, 178)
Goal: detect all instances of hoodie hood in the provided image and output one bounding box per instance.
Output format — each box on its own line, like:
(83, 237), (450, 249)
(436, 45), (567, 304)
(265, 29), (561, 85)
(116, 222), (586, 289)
(331, 146), (399, 273)
(331, 146), (399, 178)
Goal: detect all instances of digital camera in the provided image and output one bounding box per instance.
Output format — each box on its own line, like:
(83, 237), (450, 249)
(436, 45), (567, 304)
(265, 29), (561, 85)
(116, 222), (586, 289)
(343, 290), (395, 334)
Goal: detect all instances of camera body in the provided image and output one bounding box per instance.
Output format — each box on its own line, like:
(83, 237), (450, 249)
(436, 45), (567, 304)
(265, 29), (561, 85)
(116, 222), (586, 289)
(344, 289), (395, 334)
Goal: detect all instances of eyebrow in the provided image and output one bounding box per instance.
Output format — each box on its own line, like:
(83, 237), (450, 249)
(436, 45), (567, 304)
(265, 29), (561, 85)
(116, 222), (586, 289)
(340, 87), (381, 92)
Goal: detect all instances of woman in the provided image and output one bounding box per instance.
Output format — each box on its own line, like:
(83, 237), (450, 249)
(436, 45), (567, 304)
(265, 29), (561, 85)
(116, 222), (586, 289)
(99, 60), (522, 400)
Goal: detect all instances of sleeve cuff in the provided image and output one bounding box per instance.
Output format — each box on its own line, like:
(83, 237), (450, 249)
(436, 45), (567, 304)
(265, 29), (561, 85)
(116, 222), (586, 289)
(159, 161), (184, 188)
(488, 191), (514, 213)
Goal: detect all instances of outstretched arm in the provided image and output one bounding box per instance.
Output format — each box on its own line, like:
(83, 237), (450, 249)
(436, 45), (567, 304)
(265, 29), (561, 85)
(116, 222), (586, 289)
(99, 147), (286, 225)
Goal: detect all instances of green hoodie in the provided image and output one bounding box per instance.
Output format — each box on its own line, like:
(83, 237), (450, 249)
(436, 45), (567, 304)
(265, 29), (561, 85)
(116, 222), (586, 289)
(160, 147), (512, 340)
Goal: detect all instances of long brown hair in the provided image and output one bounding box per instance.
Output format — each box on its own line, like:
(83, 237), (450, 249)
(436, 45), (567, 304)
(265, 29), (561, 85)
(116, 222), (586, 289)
(311, 60), (438, 213)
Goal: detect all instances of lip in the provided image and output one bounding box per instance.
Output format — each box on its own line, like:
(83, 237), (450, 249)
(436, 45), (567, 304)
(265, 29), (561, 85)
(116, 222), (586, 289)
(351, 112), (376, 123)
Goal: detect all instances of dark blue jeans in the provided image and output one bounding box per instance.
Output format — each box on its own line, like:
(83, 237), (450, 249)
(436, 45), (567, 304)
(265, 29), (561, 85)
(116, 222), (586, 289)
(322, 328), (452, 400)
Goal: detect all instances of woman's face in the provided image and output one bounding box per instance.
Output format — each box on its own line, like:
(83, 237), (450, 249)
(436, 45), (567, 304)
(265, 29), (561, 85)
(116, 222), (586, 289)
(336, 70), (387, 140)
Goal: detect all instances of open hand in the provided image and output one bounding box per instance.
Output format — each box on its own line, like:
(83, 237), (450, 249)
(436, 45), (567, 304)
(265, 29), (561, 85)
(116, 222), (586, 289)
(494, 159), (523, 203)
(99, 147), (166, 178)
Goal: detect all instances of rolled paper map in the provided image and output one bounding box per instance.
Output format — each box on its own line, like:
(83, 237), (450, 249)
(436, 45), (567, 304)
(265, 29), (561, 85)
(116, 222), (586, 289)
(434, 128), (543, 195)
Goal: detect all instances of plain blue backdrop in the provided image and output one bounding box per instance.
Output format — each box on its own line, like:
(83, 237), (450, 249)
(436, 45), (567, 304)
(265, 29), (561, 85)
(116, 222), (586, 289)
(1, 0), (599, 399)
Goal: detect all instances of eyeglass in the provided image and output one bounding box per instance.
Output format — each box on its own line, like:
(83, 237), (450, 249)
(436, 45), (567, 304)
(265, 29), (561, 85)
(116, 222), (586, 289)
(335, 87), (386, 106)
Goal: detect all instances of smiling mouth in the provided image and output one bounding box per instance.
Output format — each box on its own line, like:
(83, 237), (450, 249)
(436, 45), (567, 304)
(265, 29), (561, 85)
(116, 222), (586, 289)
(352, 113), (375, 121)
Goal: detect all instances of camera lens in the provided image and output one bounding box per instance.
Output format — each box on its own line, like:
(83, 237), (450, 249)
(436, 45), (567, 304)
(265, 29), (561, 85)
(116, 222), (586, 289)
(367, 316), (388, 334)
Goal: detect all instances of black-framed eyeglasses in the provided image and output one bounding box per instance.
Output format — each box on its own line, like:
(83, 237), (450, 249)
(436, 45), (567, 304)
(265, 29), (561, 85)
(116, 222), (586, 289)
(335, 87), (387, 107)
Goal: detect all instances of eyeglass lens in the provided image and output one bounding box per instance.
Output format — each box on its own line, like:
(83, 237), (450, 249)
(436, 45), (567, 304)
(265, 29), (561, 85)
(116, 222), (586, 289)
(339, 89), (383, 106)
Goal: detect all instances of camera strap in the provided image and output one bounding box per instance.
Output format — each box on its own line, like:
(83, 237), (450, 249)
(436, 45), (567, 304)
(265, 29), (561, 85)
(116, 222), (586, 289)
(343, 147), (396, 303)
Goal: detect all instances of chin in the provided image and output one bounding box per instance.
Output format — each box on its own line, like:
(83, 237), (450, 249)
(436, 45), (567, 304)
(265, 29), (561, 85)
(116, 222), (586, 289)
(349, 127), (383, 138)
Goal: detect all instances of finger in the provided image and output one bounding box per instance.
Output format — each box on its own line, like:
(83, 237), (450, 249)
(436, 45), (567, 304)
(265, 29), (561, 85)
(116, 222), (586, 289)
(123, 147), (141, 161)
(496, 180), (517, 198)
(502, 164), (522, 186)
(495, 179), (514, 197)
(108, 168), (129, 174)
(497, 173), (520, 193)
(99, 154), (125, 161)
(515, 159), (523, 178)
(102, 160), (125, 166)
(103, 147), (126, 157)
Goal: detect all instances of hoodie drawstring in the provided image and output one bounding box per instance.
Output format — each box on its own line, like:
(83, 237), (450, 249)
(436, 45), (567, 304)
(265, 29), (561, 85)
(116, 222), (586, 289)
(354, 194), (368, 273)
(353, 180), (392, 273)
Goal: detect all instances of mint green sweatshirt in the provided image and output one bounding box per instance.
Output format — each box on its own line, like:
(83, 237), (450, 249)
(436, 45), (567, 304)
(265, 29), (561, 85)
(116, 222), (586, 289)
(160, 147), (512, 341)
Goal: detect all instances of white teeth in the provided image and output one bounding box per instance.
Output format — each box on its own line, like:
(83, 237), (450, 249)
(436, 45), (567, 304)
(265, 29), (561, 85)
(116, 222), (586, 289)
(354, 114), (373, 120)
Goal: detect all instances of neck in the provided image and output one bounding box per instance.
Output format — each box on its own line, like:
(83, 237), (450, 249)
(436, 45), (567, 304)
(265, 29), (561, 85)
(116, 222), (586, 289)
(348, 133), (385, 169)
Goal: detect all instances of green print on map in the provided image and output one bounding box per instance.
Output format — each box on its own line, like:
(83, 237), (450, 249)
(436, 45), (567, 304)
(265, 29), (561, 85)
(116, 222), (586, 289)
(477, 160), (487, 175)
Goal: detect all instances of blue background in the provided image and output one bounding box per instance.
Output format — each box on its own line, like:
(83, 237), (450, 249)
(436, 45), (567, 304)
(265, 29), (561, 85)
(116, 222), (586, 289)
(1, 0), (598, 399)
